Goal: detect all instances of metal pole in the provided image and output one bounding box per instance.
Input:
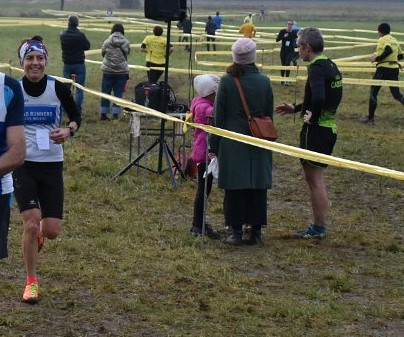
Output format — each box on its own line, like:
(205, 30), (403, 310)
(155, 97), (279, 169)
(157, 20), (172, 174)
(201, 121), (212, 248)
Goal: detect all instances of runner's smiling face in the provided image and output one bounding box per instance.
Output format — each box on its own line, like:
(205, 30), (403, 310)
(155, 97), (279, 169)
(23, 51), (47, 82)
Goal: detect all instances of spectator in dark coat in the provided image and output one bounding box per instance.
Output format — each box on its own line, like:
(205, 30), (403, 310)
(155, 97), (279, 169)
(276, 19), (298, 86)
(181, 17), (192, 51)
(205, 16), (217, 51)
(210, 38), (274, 246)
(60, 15), (91, 115)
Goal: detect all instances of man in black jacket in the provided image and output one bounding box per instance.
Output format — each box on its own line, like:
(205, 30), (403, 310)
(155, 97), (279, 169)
(60, 15), (90, 115)
(178, 16), (192, 51)
(276, 20), (298, 86)
(205, 16), (217, 51)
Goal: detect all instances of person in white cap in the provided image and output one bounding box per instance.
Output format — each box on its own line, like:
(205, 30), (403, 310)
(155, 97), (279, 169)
(209, 38), (274, 246)
(189, 74), (221, 239)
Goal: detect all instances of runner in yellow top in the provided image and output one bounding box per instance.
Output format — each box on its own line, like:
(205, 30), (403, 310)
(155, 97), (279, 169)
(141, 26), (174, 83)
(239, 20), (256, 38)
(361, 23), (404, 123)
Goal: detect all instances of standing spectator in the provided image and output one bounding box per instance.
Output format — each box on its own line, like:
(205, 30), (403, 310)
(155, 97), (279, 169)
(14, 35), (81, 304)
(361, 23), (404, 124)
(291, 20), (301, 65)
(210, 38), (274, 246)
(275, 27), (343, 239)
(100, 23), (130, 121)
(212, 11), (223, 30)
(259, 6), (266, 21)
(176, 20), (184, 43)
(181, 16), (192, 52)
(0, 72), (25, 260)
(141, 26), (173, 84)
(60, 15), (91, 116)
(205, 16), (217, 51)
(189, 74), (221, 240)
(276, 20), (298, 86)
(239, 19), (256, 38)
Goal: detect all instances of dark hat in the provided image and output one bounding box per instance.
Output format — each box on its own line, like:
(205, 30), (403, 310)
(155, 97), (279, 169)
(68, 15), (79, 27)
(377, 23), (390, 35)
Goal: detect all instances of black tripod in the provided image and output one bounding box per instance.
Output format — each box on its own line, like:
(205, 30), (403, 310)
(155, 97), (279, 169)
(112, 20), (185, 186)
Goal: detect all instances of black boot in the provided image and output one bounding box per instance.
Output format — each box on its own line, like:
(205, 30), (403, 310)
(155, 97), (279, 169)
(243, 227), (263, 246)
(222, 228), (243, 246)
(242, 224), (252, 242)
(190, 224), (220, 240)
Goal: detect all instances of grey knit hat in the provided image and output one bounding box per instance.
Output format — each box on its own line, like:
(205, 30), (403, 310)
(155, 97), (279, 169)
(231, 38), (256, 65)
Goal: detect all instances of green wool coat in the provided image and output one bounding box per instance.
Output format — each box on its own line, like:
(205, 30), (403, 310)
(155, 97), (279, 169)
(210, 65), (274, 190)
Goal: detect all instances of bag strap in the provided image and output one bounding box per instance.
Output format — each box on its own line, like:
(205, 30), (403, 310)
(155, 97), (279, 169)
(234, 77), (252, 121)
(119, 47), (127, 60)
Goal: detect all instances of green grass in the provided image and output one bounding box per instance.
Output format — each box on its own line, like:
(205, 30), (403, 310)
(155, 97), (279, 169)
(1, 2), (404, 337)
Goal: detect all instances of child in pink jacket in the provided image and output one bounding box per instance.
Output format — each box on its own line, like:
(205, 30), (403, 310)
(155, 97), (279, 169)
(190, 74), (220, 239)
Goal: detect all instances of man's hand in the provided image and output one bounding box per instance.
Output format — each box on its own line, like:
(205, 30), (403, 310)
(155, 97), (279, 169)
(369, 54), (377, 63)
(275, 102), (294, 115)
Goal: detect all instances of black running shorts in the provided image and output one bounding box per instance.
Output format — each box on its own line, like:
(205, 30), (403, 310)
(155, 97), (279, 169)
(299, 124), (337, 168)
(12, 161), (64, 218)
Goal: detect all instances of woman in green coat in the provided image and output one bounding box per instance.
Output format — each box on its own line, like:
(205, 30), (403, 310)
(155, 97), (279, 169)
(210, 38), (274, 245)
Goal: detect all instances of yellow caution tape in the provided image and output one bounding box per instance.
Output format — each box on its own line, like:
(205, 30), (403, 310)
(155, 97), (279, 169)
(192, 124), (404, 181)
(2, 60), (404, 181)
(182, 112), (193, 134)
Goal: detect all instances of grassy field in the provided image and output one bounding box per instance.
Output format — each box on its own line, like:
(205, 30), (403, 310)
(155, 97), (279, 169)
(0, 2), (404, 337)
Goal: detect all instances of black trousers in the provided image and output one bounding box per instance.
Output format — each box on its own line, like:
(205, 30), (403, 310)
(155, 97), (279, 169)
(181, 36), (190, 50)
(280, 50), (295, 77)
(146, 62), (164, 84)
(207, 36), (216, 51)
(0, 193), (11, 259)
(192, 163), (213, 227)
(369, 67), (404, 119)
(224, 189), (267, 231)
